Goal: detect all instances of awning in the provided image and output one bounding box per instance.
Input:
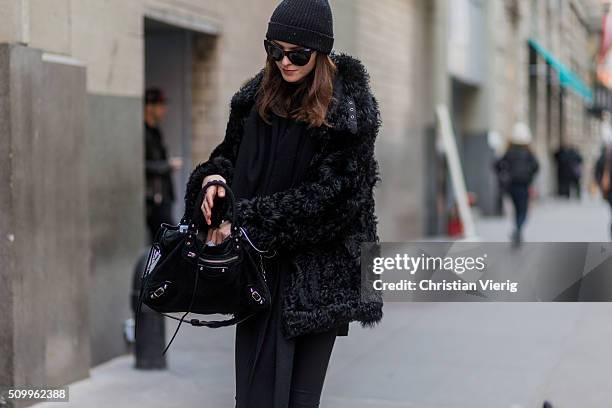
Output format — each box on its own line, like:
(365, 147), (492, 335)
(528, 38), (593, 103)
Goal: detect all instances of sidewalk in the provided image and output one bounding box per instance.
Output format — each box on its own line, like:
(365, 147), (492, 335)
(34, 196), (612, 408)
(475, 194), (610, 242)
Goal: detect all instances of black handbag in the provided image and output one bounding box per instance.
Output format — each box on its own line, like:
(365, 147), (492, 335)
(136, 180), (275, 355)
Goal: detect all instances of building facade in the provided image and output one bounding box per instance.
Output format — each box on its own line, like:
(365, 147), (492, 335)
(423, 0), (604, 235)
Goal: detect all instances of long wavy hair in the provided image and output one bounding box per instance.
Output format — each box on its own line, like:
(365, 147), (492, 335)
(256, 52), (338, 129)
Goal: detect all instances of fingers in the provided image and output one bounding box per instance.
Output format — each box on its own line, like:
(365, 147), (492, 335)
(206, 228), (223, 245)
(205, 199), (212, 225)
(202, 222), (231, 247)
(200, 177), (227, 226)
(206, 185), (216, 211)
(212, 229), (222, 245)
(204, 186), (217, 225)
(209, 229), (217, 244)
(201, 199), (210, 225)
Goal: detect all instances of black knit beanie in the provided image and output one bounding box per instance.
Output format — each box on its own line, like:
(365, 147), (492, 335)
(266, 0), (334, 54)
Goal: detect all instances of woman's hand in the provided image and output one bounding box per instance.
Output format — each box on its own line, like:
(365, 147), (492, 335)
(201, 175), (227, 225)
(205, 221), (232, 244)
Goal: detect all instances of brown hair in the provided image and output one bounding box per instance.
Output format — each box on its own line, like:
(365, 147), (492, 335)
(256, 52), (338, 129)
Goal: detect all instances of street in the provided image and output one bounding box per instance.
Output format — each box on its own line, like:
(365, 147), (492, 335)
(35, 196), (612, 408)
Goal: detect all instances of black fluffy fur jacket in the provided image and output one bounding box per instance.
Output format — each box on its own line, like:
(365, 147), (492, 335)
(183, 52), (383, 339)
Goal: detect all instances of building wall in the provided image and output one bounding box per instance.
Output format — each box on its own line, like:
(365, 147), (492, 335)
(563, 0), (603, 184)
(489, 0), (530, 141)
(352, 0), (427, 239)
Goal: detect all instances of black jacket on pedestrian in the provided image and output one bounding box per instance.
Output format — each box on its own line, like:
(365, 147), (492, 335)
(145, 124), (175, 204)
(183, 52), (384, 339)
(494, 145), (539, 188)
(555, 146), (583, 181)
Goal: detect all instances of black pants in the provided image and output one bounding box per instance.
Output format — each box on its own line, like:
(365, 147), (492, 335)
(571, 177), (581, 199)
(559, 177), (581, 199)
(509, 183), (529, 232)
(288, 330), (336, 408)
(235, 328), (336, 408)
(235, 256), (337, 408)
(146, 201), (173, 243)
(558, 177), (571, 198)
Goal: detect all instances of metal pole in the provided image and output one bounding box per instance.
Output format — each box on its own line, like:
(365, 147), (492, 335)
(132, 248), (167, 369)
(436, 104), (479, 240)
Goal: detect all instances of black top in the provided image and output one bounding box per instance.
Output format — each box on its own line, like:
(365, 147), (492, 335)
(145, 124), (175, 203)
(231, 101), (349, 337)
(231, 104), (316, 200)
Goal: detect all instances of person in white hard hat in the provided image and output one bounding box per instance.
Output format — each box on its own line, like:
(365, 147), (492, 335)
(494, 122), (540, 247)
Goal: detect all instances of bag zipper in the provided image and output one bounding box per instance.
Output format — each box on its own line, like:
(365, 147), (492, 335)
(199, 255), (239, 264)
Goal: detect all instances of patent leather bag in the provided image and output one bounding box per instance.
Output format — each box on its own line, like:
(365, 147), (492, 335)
(136, 180), (275, 354)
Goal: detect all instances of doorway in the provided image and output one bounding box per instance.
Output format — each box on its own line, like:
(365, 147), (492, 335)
(144, 18), (194, 223)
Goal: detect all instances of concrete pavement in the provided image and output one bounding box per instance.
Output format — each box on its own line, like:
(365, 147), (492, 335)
(33, 195), (612, 408)
(476, 194), (610, 242)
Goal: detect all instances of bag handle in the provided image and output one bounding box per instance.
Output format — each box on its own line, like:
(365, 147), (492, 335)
(189, 179), (239, 235)
(160, 312), (254, 328)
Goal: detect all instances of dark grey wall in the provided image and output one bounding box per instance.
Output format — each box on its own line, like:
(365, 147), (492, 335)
(0, 43), (91, 400)
(462, 132), (499, 216)
(39, 51), (91, 386)
(0, 43), (16, 394)
(87, 94), (145, 365)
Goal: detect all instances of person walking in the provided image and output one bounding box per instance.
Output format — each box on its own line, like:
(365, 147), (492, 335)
(494, 122), (540, 247)
(182, 1), (383, 407)
(595, 131), (612, 240)
(554, 144), (572, 198)
(567, 145), (583, 199)
(554, 144), (583, 199)
(144, 88), (183, 242)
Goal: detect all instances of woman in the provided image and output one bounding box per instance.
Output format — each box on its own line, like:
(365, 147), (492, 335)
(182, 0), (383, 407)
(494, 122), (539, 247)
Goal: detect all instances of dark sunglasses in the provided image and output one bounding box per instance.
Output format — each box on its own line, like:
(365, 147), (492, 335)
(264, 39), (314, 66)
